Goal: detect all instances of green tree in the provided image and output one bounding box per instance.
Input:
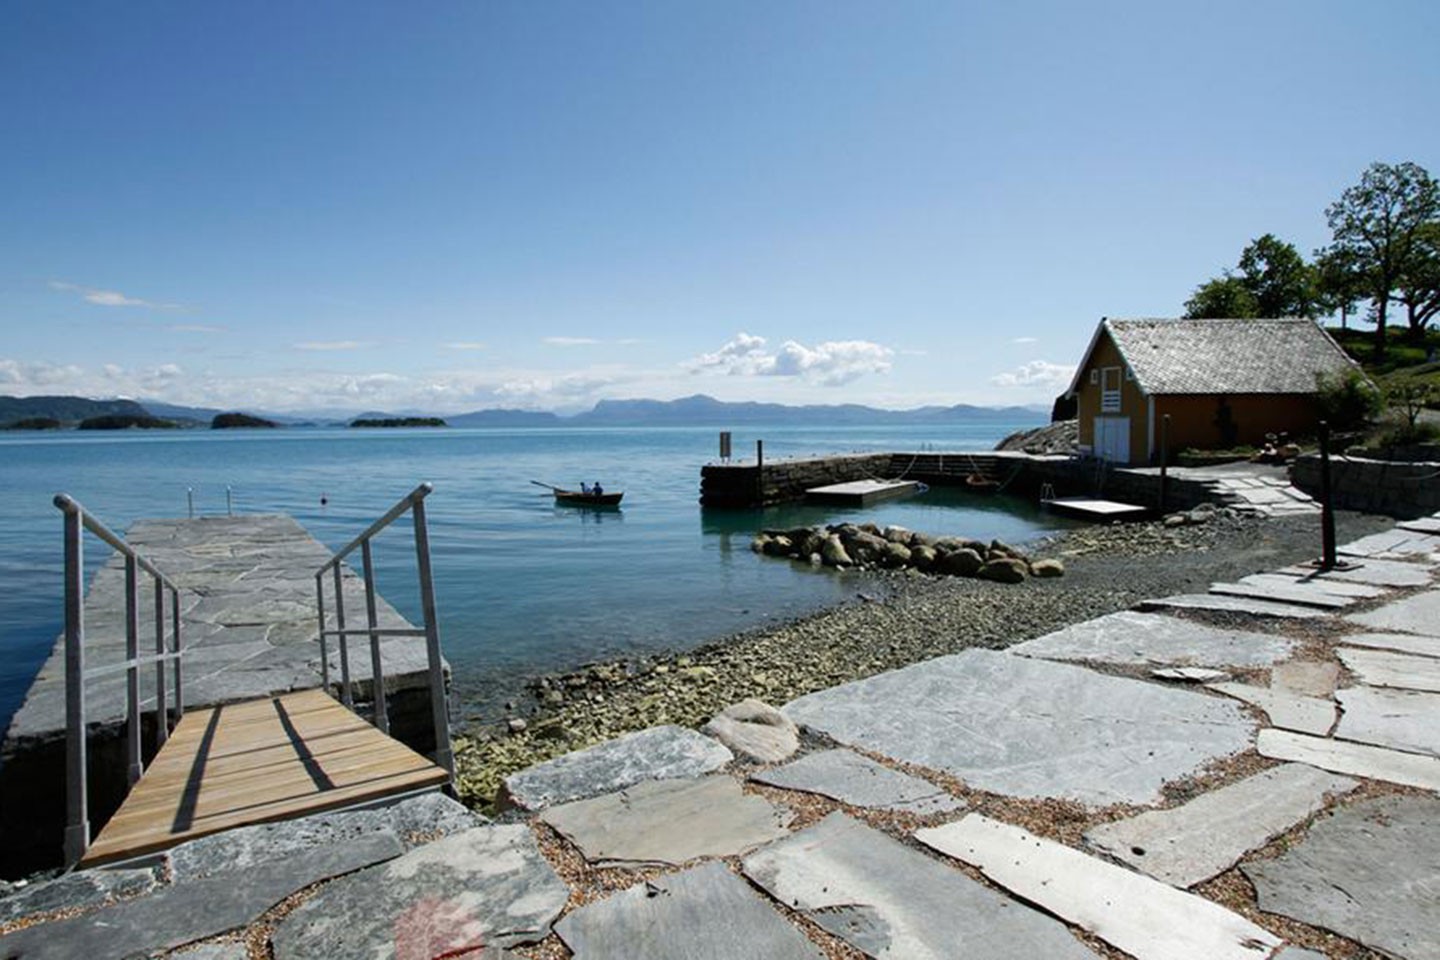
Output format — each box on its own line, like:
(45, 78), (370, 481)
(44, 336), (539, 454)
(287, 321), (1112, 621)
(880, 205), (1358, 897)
(1392, 220), (1440, 341)
(1313, 246), (1366, 330)
(1323, 161), (1440, 359)
(1236, 233), (1317, 317)
(1183, 274), (1258, 319)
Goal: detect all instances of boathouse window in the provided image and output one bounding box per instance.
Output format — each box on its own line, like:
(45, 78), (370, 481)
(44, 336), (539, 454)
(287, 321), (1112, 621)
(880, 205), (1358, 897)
(1101, 367), (1122, 411)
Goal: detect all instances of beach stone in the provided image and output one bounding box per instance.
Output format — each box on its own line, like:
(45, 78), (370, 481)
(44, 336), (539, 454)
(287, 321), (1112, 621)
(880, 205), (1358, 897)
(272, 825), (567, 958)
(540, 775), (792, 867)
(1256, 728), (1440, 791)
(1010, 611), (1293, 669)
(1346, 589), (1440, 637)
(1244, 795), (1440, 960)
(976, 558), (1027, 583)
(1277, 558), (1433, 588)
(750, 748), (965, 815)
(1335, 686), (1440, 757)
(0, 833), (403, 960)
(909, 544), (937, 570)
(1138, 593), (1327, 619)
(1207, 682), (1336, 735)
(917, 814), (1282, 960)
(1208, 580), (1353, 609)
(1271, 660), (1340, 698)
(939, 547), (983, 576)
(821, 534), (852, 567)
(501, 724), (732, 810)
(1030, 557), (1065, 577)
(554, 861), (824, 960)
(784, 650), (1253, 806)
(0, 866), (159, 925)
(1341, 632), (1440, 659)
(1337, 646), (1440, 692)
(742, 812), (1096, 959)
(880, 541), (911, 567)
(166, 792), (481, 881)
(702, 699), (799, 763)
(1083, 764), (1356, 888)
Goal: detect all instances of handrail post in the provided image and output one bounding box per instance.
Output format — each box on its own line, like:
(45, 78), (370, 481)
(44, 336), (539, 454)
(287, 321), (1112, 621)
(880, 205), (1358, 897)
(332, 564), (353, 708)
(171, 588), (184, 720)
(361, 539), (388, 734)
(62, 506), (89, 868)
(124, 555), (143, 786)
(154, 577), (168, 749)
(315, 573), (330, 694)
(411, 496), (453, 779)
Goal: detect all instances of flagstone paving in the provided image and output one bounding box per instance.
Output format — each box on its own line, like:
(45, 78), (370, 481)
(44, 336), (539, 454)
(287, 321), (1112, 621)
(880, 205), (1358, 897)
(1257, 728), (1440, 790)
(1206, 681), (1337, 735)
(749, 748), (965, 815)
(742, 812), (1097, 959)
(1270, 660), (1340, 698)
(1082, 764), (1356, 888)
(1238, 572), (1387, 599)
(1341, 631), (1440, 658)
(1346, 588), (1440, 636)
(1208, 580), (1354, 608)
(1275, 557), (1434, 587)
(1337, 645), (1440, 692)
(783, 649), (1254, 805)
(1009, 610), (1294, 668)
(1244, 795), (1440, 960)
(1334, 686), (1440, 757)
(1138, 593), (1329, 619)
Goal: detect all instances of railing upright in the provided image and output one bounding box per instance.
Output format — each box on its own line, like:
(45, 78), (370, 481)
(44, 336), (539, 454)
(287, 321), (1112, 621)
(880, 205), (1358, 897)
(54, 493), (184, 867)
(411, 494), (454, 778)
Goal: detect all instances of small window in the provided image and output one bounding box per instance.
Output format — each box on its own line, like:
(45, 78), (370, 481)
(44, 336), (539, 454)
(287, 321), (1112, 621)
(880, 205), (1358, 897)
(1089, 370), (1099, 385)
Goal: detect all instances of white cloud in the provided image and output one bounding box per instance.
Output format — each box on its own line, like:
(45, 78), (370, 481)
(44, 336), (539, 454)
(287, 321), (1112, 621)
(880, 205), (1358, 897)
(687, 332), (893, 386)
(1011, 336), (1038, 344)
(990, 360), (1076, 389)
(0, 358), (86, 387)
(50, 280), (180, 310)
(170, 323), (226, 334)
(293, 340), (375, 351)
(543, 336), (602, 346)
(443, 341), (487, 351)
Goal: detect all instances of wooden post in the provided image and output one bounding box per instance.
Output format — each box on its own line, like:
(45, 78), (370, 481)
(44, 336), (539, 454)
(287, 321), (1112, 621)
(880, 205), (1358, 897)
(62, 506), (89, 867)
(1158, 414), (1171, 513)
(361, 539), (388, 734)
(1319, 421), (1337, 570)
(124, 555), (143, 786)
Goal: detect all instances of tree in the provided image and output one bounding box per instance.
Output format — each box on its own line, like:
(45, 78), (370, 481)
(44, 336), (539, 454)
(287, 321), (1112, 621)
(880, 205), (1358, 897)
(1184, 274), (1258, 319)
(1313, 246), (1366, 330)
(1323, 161), (1440, 359)
(1393, 221), (1440, 341)
(1236, 233), (1317, 317)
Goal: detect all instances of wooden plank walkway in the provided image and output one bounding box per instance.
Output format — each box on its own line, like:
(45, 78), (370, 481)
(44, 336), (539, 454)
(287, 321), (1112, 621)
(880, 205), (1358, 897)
(80, 689), (450, 867)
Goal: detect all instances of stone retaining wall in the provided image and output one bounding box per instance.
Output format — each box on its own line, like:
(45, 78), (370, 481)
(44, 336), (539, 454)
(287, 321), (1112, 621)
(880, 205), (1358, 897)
(701, 454), (893, 507)
(1291, 454), (1440, 519)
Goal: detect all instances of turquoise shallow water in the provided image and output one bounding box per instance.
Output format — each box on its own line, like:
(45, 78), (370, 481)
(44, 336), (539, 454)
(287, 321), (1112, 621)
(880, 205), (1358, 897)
(0, 421), (1066, 730)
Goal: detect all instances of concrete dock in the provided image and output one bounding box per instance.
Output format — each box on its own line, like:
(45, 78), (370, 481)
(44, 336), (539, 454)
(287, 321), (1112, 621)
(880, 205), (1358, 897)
(806, 478), (920, 505)
(0, 514), (447, 877)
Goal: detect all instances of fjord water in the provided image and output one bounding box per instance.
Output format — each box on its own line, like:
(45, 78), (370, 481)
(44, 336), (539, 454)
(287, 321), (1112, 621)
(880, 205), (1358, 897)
(0, 421), (1063, 731)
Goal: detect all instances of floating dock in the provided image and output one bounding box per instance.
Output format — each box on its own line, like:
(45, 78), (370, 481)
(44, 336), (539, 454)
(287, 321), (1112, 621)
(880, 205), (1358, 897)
(806, 478), (921, 506)
(1042, 496), (1149, 521)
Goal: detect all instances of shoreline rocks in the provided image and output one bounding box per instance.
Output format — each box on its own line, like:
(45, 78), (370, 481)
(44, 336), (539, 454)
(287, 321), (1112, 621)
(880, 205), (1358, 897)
(752, 522), (1065, 583)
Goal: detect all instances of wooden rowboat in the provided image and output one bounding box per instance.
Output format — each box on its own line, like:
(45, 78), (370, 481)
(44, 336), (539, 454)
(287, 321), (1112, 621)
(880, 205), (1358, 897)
(553, 488), (624, 507)
(965, 473), (1000, 491)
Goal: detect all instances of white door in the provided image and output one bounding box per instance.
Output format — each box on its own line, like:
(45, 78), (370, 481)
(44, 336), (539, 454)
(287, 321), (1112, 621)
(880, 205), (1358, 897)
(1094, 417), (1130, 463)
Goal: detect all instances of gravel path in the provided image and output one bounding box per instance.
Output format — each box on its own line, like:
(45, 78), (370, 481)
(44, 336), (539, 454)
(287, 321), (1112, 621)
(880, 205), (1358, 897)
(452, 508), (1394, 810)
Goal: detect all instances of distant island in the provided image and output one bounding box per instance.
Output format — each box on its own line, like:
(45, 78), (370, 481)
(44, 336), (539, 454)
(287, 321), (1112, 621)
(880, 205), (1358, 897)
(2, 417), (62, 431)
(78, 414), (178, 430)
(212, 412), (278, 429)
(350, 417), (447, 428)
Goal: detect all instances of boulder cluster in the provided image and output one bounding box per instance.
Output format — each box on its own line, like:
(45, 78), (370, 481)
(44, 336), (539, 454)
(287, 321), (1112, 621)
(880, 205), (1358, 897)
(751, 522), (1064, 583)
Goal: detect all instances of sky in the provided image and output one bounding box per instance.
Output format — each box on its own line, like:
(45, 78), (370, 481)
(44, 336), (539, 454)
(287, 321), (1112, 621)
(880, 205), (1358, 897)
(3, 1), (1439, 416)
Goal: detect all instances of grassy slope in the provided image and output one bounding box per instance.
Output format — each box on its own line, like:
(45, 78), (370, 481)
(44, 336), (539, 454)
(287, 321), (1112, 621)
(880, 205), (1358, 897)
(1326, 325), (1440, 408)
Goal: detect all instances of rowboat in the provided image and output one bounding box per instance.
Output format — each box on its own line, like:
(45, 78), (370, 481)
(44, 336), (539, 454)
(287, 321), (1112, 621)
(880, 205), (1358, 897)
(965, 473), (1000, 492)
(553, 488), (624, 507)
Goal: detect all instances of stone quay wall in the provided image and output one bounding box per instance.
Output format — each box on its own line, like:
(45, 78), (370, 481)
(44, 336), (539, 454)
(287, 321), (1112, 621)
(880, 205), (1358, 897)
(1291, 454), (1440, 519)
(701, 454), (894, 507)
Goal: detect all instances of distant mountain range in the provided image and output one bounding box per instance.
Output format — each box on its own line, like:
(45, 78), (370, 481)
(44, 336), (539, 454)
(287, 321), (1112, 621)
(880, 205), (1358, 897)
(3, 393), (1047, 429)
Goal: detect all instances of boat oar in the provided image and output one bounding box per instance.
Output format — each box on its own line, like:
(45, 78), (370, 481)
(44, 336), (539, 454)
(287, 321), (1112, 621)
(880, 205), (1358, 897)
(530, 480), (563, 492)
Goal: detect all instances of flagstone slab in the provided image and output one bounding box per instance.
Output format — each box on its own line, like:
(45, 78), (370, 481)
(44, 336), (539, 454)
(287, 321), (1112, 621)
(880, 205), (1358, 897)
(1341, 632), (1440, 659)
(271, 825), (568, 958)
(554, 862), (825, 960)
(1256, 729), (1440, 790)
(749, 748), (965, 815)
(1152, 666), (1230, 683)
(0, 866), (159, 925)
(1339, 529), (1440, 558)
(501, 725), (733, 811)
(1399, 516), (1440, 534)
(1138, 594), (1328, 619)
(1272, 949), (1326, 960)
(0, 833), (404, 960)
(540, 775), (793, 867)
(1209, 581), (1352, 608)
(1244, 795), (1440, 960)
(916, 814), (1282, 960)
(1083, 764), (1356, 888)
(742, 813), (1096, 959)
(783, 650), (1254, 806)
(1240, 573), (1387, 599)
(1270, 661), (1340, 698)
(1206, 683), (1336, 734)
(1277, 558), (1433, 588)
(1346, 590), (1440, 638)
(1337, 646), (1440, 693)
(1010, 611), (1294, 669)
(1335, 686), (1440, 757)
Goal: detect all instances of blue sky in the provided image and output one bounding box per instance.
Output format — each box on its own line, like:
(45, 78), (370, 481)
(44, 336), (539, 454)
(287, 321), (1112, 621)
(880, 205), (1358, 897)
(3, 1), (1438, 414)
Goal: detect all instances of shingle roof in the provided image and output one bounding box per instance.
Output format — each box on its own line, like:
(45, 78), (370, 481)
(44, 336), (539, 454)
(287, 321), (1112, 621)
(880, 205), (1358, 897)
(1088, 318), (1360, 395)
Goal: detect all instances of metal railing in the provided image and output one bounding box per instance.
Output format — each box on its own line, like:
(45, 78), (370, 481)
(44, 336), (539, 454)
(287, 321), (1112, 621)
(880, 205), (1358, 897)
(313, 483), (453, 781)
(54, 494), (184, 867)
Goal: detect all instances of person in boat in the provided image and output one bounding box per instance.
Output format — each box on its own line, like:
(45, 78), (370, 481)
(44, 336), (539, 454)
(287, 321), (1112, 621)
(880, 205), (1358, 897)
(580, 482), (591, 494)
(593, 481), (604, 496)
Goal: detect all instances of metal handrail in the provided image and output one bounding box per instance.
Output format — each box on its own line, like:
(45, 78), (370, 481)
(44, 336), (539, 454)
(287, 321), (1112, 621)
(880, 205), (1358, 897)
(313, 482), (453, 782)
(54, 494), (185, 868)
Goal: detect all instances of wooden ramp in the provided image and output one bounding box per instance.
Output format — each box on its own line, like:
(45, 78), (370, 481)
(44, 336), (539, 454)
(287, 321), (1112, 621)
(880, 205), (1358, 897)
(80, 689), (450, 867)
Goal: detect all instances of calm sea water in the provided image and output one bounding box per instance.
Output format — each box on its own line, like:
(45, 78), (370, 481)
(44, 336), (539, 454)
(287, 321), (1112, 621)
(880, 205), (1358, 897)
(0, 421), (1066, 731)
